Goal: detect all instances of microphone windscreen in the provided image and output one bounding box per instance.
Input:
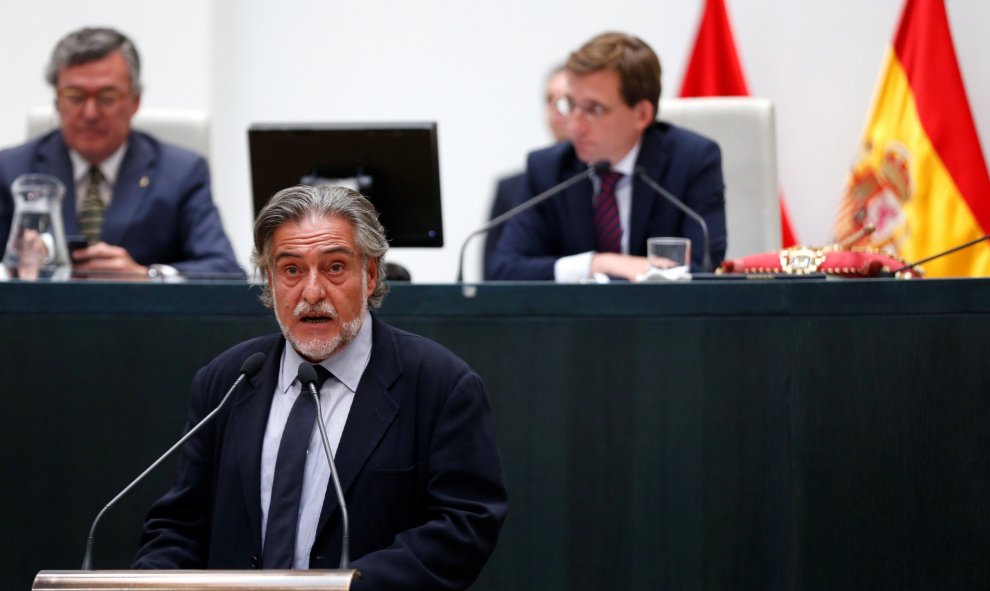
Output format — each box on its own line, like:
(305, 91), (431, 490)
(239, 352), (266, 378)
(296, 362), (319, 387)
(592, 160), (611, 174)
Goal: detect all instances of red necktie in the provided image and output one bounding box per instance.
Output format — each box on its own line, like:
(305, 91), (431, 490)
(594, 171), (623, 253)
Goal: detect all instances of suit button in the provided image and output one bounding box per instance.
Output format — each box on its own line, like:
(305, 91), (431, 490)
(249, 555), (261, 569)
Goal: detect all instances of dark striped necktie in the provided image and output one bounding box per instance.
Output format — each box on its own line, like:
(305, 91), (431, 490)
(79, 166), (105, 245)
(593, 170), (623, 253)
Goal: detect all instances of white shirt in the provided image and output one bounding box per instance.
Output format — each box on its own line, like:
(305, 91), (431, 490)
(69, 143), (128, 211)
(554, 141), (643, 283)
(259, 311), (373, 568)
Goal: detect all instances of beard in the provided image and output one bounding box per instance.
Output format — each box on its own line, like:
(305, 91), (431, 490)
(273, 283), (368, 362)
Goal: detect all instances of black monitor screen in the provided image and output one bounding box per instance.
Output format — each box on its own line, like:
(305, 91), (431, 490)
(248, 122), (443, 247)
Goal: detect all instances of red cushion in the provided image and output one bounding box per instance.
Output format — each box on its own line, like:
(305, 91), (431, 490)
(718, 246), (922, 278)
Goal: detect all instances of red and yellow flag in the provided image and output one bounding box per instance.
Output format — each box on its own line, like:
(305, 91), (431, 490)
(835, 0), (990, 276)
(680, 0), (798, 248)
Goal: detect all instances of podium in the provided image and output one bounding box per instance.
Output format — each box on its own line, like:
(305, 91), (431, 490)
(32, 570), (358, 591)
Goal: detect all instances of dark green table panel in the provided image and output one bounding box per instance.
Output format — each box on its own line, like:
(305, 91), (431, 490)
(1, 279), (988, 591)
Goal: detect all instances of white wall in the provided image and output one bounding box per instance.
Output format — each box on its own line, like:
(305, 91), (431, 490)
(0, 1), (212, 135)
(3, 0), (989, 282)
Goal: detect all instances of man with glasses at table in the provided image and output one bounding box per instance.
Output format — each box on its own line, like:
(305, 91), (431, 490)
(488, 31), (727, 282)
(0, 27), (241, 279)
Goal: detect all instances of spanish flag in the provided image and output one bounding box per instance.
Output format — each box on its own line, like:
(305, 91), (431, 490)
(835, 0), (990, 276)
(680, 0), (798, 248)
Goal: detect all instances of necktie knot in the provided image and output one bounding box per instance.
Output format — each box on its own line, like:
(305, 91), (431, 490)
(311, 365), (333, 391)
(88, 166), (103, 185)
(296, 364), (334, 395)
(599, 170), (623, 192)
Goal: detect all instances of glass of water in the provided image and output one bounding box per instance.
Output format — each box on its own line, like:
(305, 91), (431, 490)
(646, 237), (691, 280)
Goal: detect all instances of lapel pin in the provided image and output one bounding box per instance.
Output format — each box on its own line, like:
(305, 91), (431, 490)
(139, 176), (150, 188)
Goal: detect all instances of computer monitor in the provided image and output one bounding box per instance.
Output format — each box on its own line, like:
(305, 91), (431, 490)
(248, 122), (443, 247)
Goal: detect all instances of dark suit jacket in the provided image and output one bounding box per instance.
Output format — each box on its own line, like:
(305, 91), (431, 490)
(132, 315), (508, 591)
(488, 122), (727, 280)
(0, 130), (241, 275)
(482, 171), (526, 280)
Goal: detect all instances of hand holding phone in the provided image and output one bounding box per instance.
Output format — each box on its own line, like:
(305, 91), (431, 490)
(66, 235), (88, 255)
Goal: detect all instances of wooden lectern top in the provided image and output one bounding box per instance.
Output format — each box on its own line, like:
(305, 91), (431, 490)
(33, 570), (358, 591)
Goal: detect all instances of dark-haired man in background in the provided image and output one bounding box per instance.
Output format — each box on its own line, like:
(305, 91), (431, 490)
(489, 31), (727, 281)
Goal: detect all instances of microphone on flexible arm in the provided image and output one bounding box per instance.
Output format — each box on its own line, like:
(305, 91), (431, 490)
(634, 166), (713, 273)
(879, 232), (990, 277)
(80, 352), (266, 570)
(456, 160), (611, 282)
(296, 362), (350, 569)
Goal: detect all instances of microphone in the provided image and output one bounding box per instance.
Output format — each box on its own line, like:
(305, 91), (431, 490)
(296, 363), (350, 569)
(882, 232), (990, 276)
(634, 167), (713, 273)
(80, 352), (266, 570)
(457, 160), (611, 282)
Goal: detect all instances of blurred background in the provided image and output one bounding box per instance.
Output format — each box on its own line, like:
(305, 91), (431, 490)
(2, 0), (988, 281)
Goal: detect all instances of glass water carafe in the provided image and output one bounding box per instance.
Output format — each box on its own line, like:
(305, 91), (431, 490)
(2, 173), (71, 280)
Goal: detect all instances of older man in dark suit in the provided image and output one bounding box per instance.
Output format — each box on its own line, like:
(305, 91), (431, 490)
(133, 185), (508, 591)
(0, 27), (240, 278)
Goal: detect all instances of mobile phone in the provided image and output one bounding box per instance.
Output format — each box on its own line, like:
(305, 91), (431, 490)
(66, 235), (88, 254)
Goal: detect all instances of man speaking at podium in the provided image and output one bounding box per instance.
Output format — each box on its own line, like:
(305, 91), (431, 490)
(133, 185), (508, 590)
(488, 31), (727, 281)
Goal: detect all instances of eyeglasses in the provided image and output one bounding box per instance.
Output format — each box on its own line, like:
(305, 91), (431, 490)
(56, 88), (129, 111)
(555, 96), (614, 121)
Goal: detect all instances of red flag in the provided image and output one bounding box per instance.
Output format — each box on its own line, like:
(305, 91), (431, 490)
(679, 0), (798, 247)
(680, 0), (748, 96)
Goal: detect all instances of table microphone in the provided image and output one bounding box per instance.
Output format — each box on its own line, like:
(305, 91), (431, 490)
(297, 362), (351, 569)
(80, 351), (266, 570)
(634, 167), (713, 273)
(881, 232), (990, 276)
(456, 160), (611, 282)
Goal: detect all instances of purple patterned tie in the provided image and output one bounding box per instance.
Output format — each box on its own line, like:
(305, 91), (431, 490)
(594, 170), (623, 253)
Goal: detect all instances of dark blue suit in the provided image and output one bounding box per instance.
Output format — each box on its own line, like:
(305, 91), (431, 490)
(0, 130), (241, 275)
(488, 122), (727, 280)
(133, 315), (508, 591)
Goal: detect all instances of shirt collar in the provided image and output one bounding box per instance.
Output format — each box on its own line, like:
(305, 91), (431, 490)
(69, 141), (129, 185)
(277, 310), (374, 394)
(611, 140), (642, 177)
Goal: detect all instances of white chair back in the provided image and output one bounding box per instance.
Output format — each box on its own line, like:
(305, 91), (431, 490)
(658, 97), (781, 258)
(26, 105), (210, 162)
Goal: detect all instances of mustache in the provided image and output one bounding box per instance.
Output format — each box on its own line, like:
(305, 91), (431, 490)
(292, 300), (338, 320)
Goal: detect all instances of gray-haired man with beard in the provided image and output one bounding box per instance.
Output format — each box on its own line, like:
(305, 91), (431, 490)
(133, 185), (508, 591)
